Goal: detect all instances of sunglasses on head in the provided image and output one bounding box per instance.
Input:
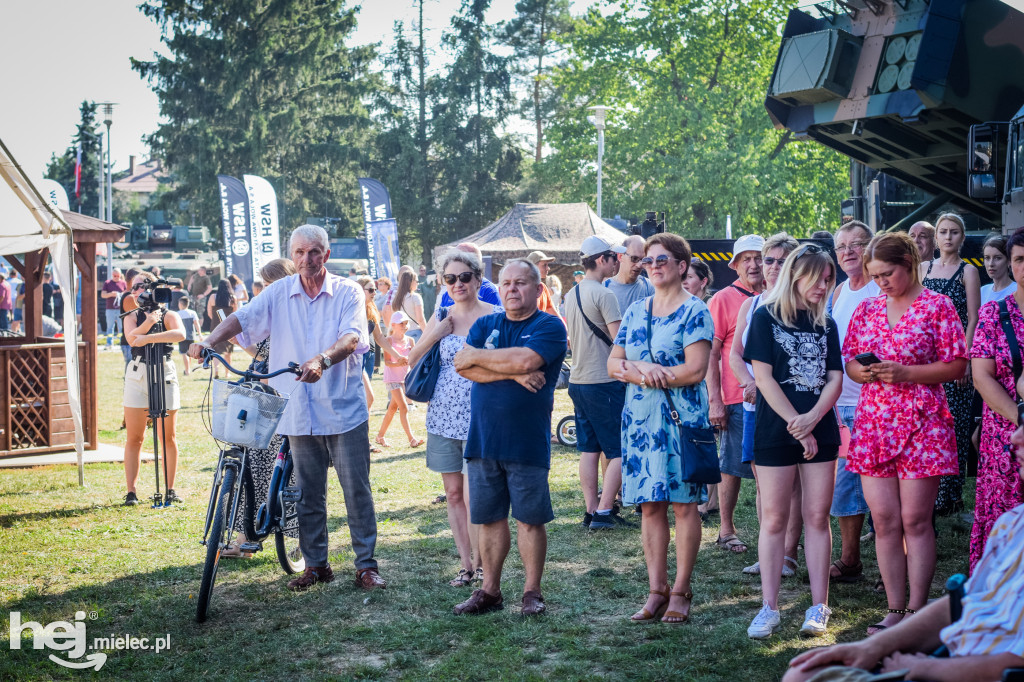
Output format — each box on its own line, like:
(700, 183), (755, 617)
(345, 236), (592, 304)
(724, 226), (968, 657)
(640, 255), (679, 268)
(443, 272), (475, 285)
(794, 243), (824, 261)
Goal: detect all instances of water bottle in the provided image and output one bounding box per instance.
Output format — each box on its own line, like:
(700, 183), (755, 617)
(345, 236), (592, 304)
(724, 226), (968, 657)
(484, 330), (499, 350)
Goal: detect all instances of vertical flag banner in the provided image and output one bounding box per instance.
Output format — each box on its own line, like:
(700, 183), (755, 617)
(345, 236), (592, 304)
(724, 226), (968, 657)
(39, 179), (70, 211)
(217, 174), (254, 287)
(358, 177), (395, 278)
(369, 219), (400, 283)
(243, 174), (281, 281)
(73, 142), (82, 199)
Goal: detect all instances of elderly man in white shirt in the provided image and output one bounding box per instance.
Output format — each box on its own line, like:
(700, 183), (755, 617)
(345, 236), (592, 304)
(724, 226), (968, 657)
(192, 224), (386, 592)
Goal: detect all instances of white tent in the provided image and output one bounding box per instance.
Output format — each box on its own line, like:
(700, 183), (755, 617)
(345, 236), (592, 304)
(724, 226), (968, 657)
(0, 136), (84, 483)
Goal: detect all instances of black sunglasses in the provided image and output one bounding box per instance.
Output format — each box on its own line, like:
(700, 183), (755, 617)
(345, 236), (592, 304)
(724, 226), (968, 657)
(132, 283), (145, 291)
(364, 287), (376, 293)
(443, 272), (475, 285)
(794, 244), (824, 261)
(763, 256), (787, 266)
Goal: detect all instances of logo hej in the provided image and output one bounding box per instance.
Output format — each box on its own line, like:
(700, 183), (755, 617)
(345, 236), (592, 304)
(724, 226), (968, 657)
(9, 610), (106, 670)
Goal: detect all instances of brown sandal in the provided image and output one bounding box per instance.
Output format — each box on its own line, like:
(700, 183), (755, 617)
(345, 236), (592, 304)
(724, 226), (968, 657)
(631, 588), (669, 623)
(662, 590), (693, 624)
(829, 559), (863, 583)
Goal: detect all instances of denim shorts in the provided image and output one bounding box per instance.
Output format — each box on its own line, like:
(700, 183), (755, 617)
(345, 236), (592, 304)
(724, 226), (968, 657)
(741, 407), (755, 463)
(467, 457), (553, 526)
(719, 403), (753, 478)
(568, 381), (625, 458)
(426, 433), (467, 474)
(831, 405), (869, 516)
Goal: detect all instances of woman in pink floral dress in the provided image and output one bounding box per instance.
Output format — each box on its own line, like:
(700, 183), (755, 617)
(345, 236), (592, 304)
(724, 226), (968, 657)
(843, 232), (967, 635)
(970, 229), (1024, 572)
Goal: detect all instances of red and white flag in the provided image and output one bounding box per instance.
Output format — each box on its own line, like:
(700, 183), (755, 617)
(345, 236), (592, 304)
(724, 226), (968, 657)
(74, 141), (82, 198)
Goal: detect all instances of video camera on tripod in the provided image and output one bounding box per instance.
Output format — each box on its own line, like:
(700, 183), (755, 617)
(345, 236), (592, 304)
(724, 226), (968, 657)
(632, 211), (666, 239)
(134, 278), (173, 313)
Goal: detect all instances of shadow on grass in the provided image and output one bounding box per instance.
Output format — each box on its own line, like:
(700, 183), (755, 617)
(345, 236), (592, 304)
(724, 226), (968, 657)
(0, 505), (116, 529)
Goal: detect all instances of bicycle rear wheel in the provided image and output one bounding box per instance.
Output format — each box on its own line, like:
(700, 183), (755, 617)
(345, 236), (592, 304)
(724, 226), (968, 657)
(196, 466), (236, 623)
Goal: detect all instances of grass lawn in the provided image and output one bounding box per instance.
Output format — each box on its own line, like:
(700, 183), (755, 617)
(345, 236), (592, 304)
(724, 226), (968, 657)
(1, 349), (974, 680)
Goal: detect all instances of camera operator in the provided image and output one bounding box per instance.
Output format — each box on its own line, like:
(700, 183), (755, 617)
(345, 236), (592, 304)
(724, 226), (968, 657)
(121, 271), (186, 507)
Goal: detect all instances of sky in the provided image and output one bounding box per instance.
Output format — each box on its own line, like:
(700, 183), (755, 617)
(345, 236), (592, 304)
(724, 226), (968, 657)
(0, 0), (599, 182)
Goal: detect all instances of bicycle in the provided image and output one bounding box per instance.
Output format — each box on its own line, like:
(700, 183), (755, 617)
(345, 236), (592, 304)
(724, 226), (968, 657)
(195, 349), (305, 623)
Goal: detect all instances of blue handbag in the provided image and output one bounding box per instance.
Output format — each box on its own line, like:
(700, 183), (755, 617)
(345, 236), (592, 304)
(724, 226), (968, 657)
(404, 307), (448, 403)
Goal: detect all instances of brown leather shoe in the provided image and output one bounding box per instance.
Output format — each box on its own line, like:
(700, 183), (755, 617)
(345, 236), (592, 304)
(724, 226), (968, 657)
(287, 565), (334, 592)
(453, 588), (504, 615)
(521, 590), (546, 616)
(355, 567), (387, 590)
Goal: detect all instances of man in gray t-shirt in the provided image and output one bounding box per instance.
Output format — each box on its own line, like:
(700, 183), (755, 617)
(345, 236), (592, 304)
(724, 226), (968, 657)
(603, 235), (653, 316)
(565, 235), (631, 530)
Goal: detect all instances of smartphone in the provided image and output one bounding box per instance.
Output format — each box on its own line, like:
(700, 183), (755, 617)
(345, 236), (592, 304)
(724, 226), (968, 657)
(216, 309), (227, 323)
(855, 352), (882, 366)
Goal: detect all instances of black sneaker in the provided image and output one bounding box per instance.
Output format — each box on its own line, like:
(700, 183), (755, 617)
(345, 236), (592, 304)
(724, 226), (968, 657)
(165, 489), (181, 504)
(589, 512), (615, 530)
(123, 492), (139, 506)
(581, 512), (593, 528)
(608, 509), (638, 528)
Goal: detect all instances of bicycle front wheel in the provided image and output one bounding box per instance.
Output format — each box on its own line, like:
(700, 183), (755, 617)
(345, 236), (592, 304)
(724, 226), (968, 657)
(196, 466), (236, 623)
(275, 531), (304, 574)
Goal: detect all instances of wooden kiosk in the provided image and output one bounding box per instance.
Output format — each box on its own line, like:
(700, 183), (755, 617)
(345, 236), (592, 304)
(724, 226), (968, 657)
(0, 211), (126, 458)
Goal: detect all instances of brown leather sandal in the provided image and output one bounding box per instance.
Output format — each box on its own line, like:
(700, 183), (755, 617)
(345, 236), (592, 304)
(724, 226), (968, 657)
(631, 588), (669, 623)
(662, 590), (693, 624)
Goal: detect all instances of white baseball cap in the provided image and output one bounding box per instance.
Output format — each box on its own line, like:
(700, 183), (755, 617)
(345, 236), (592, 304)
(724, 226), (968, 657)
(728, 234), (765, 267)
(390, 311), (410, 325)
(580, 235), (626, 259)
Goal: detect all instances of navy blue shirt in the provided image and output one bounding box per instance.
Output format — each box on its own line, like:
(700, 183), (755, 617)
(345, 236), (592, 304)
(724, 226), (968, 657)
(439, 277), (501, 308)
(464, 309), (567, 468)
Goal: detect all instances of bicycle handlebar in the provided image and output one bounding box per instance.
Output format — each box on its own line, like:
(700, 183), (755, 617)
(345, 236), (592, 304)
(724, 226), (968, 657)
(200, 348), (301, 380)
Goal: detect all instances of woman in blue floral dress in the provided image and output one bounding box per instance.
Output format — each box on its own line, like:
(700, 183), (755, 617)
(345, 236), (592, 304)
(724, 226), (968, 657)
(608, 233), (714, 624)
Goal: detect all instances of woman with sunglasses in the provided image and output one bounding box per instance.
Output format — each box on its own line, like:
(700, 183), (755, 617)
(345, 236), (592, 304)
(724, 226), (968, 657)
(121, 271), (186, 506)
(729, 233), (804, 580)
(742, 243), (842, 639)
(844, 232), (966, 634)
(608, 233), (713, 624)
(969, 228), (1024, 572)
(407, 249), (503, 587)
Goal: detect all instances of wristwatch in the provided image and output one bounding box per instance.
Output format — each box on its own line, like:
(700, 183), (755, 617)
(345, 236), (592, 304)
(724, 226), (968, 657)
(319, 352), (333, 369)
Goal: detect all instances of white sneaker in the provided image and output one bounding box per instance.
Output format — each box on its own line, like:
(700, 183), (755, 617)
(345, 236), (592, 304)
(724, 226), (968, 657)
(747, 602), (781, 639)
(800, 603), (832, 636)
(742, 561), (760, 575)
(742, 559), (796, 577)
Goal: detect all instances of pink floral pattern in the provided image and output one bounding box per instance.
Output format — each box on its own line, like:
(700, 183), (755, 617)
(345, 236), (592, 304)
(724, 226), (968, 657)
(842, 289), (966, 479)
(967, 298), (1024, 571)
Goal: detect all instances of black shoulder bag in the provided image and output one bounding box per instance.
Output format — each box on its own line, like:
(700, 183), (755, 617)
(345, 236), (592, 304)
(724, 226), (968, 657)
(575, 286), (613, 347)
(646, 300), (721, 485)
(729, 284), (754, 298)
(998, 298), (1023, 398)
(404, 307), (449, 403)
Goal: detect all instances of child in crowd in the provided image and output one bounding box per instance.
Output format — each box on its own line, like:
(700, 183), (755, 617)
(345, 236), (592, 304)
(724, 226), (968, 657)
(376, 311), (423, 448)
(176, 296), (202, 375)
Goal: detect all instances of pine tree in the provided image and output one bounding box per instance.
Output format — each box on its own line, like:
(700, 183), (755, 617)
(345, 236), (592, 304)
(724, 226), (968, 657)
(45, 101), (103, 217)
(133, 0), (378, 237)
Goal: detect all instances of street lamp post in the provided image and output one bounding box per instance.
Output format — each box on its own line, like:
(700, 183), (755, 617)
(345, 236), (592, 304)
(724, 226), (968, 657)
(99, 103), (117, 278)
(587, 105), (608, 218)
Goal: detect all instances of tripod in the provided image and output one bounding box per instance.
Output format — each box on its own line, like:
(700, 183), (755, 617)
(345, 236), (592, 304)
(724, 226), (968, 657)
(141, 314), (172, 508)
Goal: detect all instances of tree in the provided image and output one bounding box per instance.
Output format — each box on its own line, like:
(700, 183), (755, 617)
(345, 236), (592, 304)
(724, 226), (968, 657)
(45, 101), (103, 217)
(500, 0), (573, 163)
(431, 0), (523, 245)
(539, 0), (848, 236)
(133, 0), (378, 237)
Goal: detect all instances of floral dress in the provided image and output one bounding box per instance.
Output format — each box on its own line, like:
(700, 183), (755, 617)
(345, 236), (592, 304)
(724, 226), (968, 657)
(615, 295), (714, 505)
(924, 261), (973, 512)
(425, 304), (503, 440)
(842, 289), (966, 479)
(967, 298), (1024, 571)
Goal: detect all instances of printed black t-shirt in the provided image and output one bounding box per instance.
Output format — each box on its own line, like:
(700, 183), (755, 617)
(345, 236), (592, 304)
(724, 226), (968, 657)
(743, 306), (841, 450)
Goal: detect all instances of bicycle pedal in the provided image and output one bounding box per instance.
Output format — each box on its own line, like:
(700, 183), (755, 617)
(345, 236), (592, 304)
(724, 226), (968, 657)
(239, 542), (263, 553)
(281, 487), (302, 503)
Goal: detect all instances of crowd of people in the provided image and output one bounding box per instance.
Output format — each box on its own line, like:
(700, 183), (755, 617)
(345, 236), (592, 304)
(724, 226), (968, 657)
(104, 214), (1024, 679)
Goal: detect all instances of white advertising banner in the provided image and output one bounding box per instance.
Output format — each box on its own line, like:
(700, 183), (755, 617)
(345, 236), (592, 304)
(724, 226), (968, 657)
(243, 174), (281, 279)
(38, 178), (70, 210)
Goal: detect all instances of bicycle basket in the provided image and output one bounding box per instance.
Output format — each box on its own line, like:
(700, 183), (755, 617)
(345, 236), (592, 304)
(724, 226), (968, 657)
(211, 380), (288, 449)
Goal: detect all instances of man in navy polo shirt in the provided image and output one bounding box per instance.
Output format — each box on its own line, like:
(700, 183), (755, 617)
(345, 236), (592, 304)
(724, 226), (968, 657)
(452, 259), (567, 617)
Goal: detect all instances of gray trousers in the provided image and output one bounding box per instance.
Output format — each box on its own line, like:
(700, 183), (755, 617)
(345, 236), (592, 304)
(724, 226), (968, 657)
(289, 422), (378, 569)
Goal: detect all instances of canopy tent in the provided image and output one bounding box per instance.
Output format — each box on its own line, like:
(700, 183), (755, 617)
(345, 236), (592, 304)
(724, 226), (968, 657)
(0, 136), (84, 483)
(432, 203), (629, 267)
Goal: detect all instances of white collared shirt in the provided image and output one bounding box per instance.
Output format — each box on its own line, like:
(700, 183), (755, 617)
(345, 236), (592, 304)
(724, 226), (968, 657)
(234, 271), (369, 436)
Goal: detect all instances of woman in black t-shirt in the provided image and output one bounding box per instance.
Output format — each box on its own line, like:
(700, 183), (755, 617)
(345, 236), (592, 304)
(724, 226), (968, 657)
(742, 244), (843, 640)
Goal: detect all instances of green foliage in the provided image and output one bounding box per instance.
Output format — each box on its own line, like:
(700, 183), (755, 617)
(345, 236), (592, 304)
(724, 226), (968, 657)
(133, 0), (379, 238)
(538, 0), (849, 237)
(45, 101), (103, 217)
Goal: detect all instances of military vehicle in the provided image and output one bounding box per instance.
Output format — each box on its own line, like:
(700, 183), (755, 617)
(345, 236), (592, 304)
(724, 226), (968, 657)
(966, 103), (1024, 229)
(765, 0), (1024, 234)
(102, 222), (223, 284)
